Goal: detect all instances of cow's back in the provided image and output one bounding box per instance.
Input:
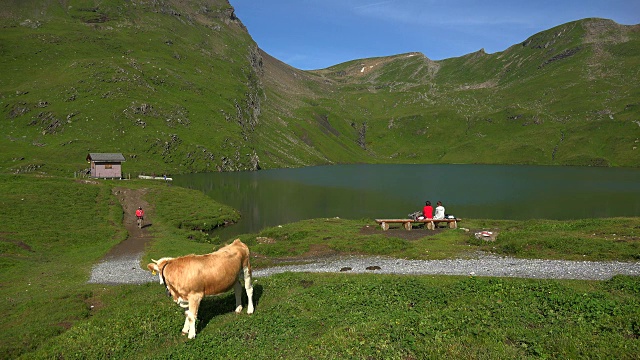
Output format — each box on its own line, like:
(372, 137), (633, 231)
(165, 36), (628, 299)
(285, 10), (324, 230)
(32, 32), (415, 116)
(164, 240), (248, 298)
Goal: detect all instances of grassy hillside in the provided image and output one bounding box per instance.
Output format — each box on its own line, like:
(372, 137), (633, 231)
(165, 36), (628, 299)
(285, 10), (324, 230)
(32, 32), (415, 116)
(0, 1), (638, 175)
(1, 0), (262, 175)
(299, 19), (640, 168)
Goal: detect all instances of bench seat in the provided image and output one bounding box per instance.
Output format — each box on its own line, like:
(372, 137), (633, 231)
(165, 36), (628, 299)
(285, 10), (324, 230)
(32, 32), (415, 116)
(374, 218), (460, 231)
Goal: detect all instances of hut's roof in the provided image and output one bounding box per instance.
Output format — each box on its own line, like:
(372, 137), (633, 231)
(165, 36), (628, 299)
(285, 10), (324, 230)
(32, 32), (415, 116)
(86, 153), (126, 162)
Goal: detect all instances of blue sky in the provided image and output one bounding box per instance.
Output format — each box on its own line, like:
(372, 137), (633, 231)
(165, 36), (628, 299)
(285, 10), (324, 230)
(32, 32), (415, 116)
(230, 0), (640, 70)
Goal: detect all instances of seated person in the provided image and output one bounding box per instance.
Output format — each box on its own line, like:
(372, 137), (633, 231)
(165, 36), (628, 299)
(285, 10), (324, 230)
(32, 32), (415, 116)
(434, 201), (445, 220)
(423, 201), (433, 219)
(434, 201), (445, 228)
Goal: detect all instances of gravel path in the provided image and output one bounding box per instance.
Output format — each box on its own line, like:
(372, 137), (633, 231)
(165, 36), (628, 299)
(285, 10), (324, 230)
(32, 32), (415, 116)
(89, 252), (640, 284)
(89, 254), (156, 284)
(252, 254), (640, 280)
(89, 187), (157, 285)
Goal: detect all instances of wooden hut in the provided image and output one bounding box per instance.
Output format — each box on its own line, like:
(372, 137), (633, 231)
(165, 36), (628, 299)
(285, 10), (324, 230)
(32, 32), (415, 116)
(86, 153), (126, 179)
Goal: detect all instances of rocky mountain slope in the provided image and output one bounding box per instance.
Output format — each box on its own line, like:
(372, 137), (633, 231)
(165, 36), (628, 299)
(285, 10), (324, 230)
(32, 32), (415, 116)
(259, 18), (640, 168)
(1, 1), (638, 176)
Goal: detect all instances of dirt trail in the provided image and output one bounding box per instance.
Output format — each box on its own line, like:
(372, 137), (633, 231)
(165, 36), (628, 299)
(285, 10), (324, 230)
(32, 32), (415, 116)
(88, 187), (156, 284)
(103, 187), (153, 259)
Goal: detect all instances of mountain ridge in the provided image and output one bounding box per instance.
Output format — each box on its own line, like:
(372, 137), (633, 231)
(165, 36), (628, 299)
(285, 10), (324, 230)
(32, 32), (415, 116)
(1, 1), (638, 175)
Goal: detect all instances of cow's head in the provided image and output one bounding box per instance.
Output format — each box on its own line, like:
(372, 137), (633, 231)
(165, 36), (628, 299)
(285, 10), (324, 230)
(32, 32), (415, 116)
(147, 257), (173, 284)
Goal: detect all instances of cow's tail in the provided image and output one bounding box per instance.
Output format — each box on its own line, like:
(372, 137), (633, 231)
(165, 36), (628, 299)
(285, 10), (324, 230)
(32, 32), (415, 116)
(243, 250), (252, 278)
(234, 239), (252, 279)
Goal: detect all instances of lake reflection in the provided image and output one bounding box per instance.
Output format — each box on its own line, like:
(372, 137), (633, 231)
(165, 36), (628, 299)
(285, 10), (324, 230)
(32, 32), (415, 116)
(173, 164), (640, 238)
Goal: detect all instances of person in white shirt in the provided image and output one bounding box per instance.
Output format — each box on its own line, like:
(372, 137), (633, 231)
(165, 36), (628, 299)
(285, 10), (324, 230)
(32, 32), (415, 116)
(434, 201), (445, 220)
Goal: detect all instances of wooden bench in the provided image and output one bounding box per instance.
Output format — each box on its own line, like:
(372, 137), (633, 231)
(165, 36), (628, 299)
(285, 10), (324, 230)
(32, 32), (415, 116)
(375, 218), (460, 231)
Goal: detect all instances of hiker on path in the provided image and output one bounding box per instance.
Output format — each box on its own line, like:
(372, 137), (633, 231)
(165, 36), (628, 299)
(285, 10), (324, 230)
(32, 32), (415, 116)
(135, 206), (144, 228)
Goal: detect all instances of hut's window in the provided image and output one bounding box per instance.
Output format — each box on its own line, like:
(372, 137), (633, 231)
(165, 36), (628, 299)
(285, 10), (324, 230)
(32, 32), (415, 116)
(105, 164), (113, 169)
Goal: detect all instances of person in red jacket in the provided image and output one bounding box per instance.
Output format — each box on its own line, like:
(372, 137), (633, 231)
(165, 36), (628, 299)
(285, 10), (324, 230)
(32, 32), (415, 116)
(422, 200), (435, 229)
(423, 201), (433, 219)
(136, 206), (144, 228)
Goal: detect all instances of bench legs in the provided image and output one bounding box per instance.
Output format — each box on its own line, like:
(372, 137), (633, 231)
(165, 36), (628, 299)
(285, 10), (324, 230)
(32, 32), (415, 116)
(378, 220), (457, 231)
(380, 221), (415, 230)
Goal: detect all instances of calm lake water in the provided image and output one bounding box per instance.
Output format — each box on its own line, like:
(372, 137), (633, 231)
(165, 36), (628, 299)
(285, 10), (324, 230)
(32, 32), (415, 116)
(173, 164), (640, 239)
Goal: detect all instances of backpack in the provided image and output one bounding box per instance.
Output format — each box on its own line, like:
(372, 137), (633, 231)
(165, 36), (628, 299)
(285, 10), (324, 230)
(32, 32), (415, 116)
(408, 211), (423, 220)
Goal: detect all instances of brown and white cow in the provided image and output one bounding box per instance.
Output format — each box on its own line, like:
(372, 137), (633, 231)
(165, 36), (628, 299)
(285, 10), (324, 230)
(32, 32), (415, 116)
(147, 239), (254, 339)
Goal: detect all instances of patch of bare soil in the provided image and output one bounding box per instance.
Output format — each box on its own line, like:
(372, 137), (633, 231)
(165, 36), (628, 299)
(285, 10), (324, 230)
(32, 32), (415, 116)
(303, 244), (340, 258)
(252, 243), (341, 265)
(359, 224), (448, 241)
(0, 233), (34, 252)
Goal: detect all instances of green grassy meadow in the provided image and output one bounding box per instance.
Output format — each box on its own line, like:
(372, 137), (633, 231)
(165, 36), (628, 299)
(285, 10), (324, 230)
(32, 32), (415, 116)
(1, 174), (639, 359)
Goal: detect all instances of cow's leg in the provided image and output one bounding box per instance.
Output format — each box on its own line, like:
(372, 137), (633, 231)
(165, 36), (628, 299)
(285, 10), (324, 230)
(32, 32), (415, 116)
(181, 312), (190, 335)
(183, 294), (203, 339)
(234, 277), (244, 313)
(244, 266), (254, 314)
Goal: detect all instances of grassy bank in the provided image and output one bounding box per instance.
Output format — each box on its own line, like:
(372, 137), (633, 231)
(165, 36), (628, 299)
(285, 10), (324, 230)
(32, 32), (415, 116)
(231, 217), (640, 268)
(1, 175), (639, 359)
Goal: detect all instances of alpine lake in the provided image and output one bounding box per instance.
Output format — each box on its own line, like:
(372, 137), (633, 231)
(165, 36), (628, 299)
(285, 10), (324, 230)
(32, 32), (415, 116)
(173, 164), (640, 238)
